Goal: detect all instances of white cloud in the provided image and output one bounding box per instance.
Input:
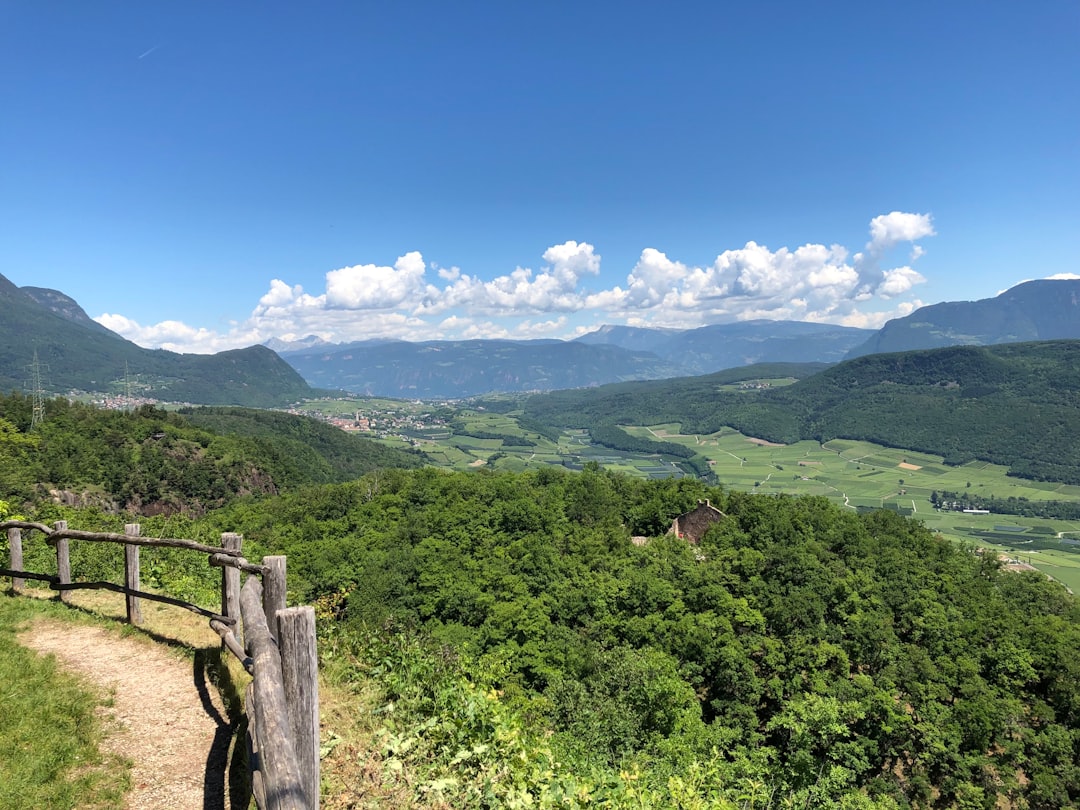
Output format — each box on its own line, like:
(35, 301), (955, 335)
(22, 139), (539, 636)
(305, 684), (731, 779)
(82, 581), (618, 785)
(258, 279), (302, 308)
(833, 300), (923, 329)
(998, 272), (1080, 295)
(97, 213), (938, 353)
(97, 313), (258, 354)
(324, 251), (426, 309)
(876, 266), (927, 298)
(542, 240), (601, 280)
(866, 211), (935, 255)
(418, 240), (601, 316)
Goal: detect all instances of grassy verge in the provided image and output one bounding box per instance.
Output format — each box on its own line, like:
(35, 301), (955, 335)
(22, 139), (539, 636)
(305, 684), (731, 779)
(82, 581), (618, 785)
(0, 591), (130, 810)
(0, 585), (255, 809)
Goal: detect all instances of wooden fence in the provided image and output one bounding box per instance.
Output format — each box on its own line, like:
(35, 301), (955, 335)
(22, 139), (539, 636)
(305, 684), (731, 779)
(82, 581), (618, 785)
(1, 520), (319, 810)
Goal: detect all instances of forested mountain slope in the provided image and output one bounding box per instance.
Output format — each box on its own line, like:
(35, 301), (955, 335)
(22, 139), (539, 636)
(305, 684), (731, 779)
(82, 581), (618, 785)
(4, 384), (1079, 806)
(847, 278), (1080, 357)
(0, 395), (422, 514)
(213, 466), (1080, 808)
(0, 272), (312, 406)
(525, 341), (1080, 483)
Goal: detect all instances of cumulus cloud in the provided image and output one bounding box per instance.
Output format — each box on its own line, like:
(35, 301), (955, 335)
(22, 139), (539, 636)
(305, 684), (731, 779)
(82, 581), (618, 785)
(418, 240), (600, 316)
(877, 267), (927, 298)
(97, 313), (257, 354)
(324, 252), (426, 309)
(98, 213), (938, 353)
(866, 211), (936, 256)
(591, 218), (926, 327)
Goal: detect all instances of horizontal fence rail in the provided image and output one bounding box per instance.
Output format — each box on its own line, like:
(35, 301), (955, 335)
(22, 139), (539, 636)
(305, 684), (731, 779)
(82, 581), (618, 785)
(1, 520), (319, 810)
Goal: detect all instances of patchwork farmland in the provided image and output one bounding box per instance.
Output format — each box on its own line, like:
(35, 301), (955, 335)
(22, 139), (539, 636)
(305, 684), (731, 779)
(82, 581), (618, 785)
(292, 397), (1080, 593)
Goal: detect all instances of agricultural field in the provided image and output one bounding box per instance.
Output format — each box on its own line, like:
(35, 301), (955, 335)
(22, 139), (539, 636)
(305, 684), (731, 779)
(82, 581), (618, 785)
(287, 397), (1080, 593)
(622, 426), (1080, 593)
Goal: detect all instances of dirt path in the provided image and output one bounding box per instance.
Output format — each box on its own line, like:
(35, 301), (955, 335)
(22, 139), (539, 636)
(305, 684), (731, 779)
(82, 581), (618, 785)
(19, 618), (235, 810)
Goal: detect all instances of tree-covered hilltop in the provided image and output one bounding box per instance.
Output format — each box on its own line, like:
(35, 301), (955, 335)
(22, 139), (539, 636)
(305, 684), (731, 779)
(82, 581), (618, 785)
(847, 278), (1080, 357)
(0, 272), (314, 406)
(0, 394), (423, 514)
(211, 466), (1080, 808)
(524, 341), (1080, 483)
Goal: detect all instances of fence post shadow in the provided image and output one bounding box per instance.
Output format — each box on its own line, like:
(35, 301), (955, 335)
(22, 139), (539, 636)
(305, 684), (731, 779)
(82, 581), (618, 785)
(1, 519), (319, 809)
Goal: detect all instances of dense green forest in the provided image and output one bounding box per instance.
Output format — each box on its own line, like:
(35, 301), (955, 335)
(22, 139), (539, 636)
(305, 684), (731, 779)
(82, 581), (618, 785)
(931, 490), (1080, 521)
(3, 395), (1080, 807)
(0, 394), (422, 514)
(524, 341), (1080, 484)
(200, 467), (1079, 809)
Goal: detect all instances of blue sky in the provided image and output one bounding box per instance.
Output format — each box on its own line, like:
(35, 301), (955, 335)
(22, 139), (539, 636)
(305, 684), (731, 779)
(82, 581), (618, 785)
(2, 2), (1078, 353)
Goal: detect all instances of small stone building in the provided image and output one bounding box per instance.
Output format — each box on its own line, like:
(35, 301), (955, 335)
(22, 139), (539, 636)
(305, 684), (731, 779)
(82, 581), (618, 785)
(669, 499), (726, 544)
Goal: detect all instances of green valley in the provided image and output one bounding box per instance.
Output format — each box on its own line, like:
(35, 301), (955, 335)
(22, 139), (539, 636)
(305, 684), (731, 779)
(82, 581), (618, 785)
(5, 339), (1080, 808)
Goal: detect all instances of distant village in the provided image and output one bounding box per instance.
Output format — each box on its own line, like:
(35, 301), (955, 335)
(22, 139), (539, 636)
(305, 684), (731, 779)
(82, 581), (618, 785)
(284, 398), (453, 444)
(82, 392), (452, 446)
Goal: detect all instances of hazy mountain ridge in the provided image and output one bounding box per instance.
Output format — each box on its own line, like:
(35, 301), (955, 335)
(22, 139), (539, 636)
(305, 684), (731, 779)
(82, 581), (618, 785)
(6, 272), (1080, 402)
(279, 322), (873, 396)
(278, 282), (1079, 396)
(525, 339), (1080, 483)
(282, 339), (686, 398)
(848, 278), (1080, 356)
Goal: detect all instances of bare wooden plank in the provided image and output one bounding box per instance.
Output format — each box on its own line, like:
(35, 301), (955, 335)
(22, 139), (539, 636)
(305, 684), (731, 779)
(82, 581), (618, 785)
(124, 523), (142, 625)
(240, 576), (306, 810)
(54, 520), (71, 604)
(7, 527), (23, 592)
(278, 606), (320, 810)
(263, 556), (287, 644)
(52, 530), (241, 555)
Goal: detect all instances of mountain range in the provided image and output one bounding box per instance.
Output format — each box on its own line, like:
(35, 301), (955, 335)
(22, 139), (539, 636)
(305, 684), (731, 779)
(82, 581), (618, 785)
(847, 278), (1080, 356)
(0, 272), (312, 407)
(274, 321), (875, 397)
(273, 279), (1080, 397)
(2, 271), (1078, 402)
(523, 339), (1080, 483)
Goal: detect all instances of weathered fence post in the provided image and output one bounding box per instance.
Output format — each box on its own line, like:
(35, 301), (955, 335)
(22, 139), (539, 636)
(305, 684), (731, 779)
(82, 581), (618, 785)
(124, 523), (142, 625)
(240, 576), (306, 810)
(7, 527), (23, 592)
(279, 606), (320, 810)
(54, 520), (71, 604)
(263, 555), (287, 643)
(221, 532), (243, 642)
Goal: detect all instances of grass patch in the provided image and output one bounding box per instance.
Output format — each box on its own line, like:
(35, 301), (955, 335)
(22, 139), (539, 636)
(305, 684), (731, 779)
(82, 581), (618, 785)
(0, 593), (130, 810)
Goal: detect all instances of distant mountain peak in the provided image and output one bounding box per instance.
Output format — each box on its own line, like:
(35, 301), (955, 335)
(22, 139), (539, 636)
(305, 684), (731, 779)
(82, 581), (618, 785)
(847, 277), (1080, 357)
(0, 272), (313, 405)
(262, 335), (333, 353)
(20, 286), (123, 338)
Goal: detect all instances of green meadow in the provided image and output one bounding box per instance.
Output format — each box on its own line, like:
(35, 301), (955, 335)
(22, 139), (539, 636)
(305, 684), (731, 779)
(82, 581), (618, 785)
(293, 398), (1080, 593)
(622, 426), (1080, 593)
